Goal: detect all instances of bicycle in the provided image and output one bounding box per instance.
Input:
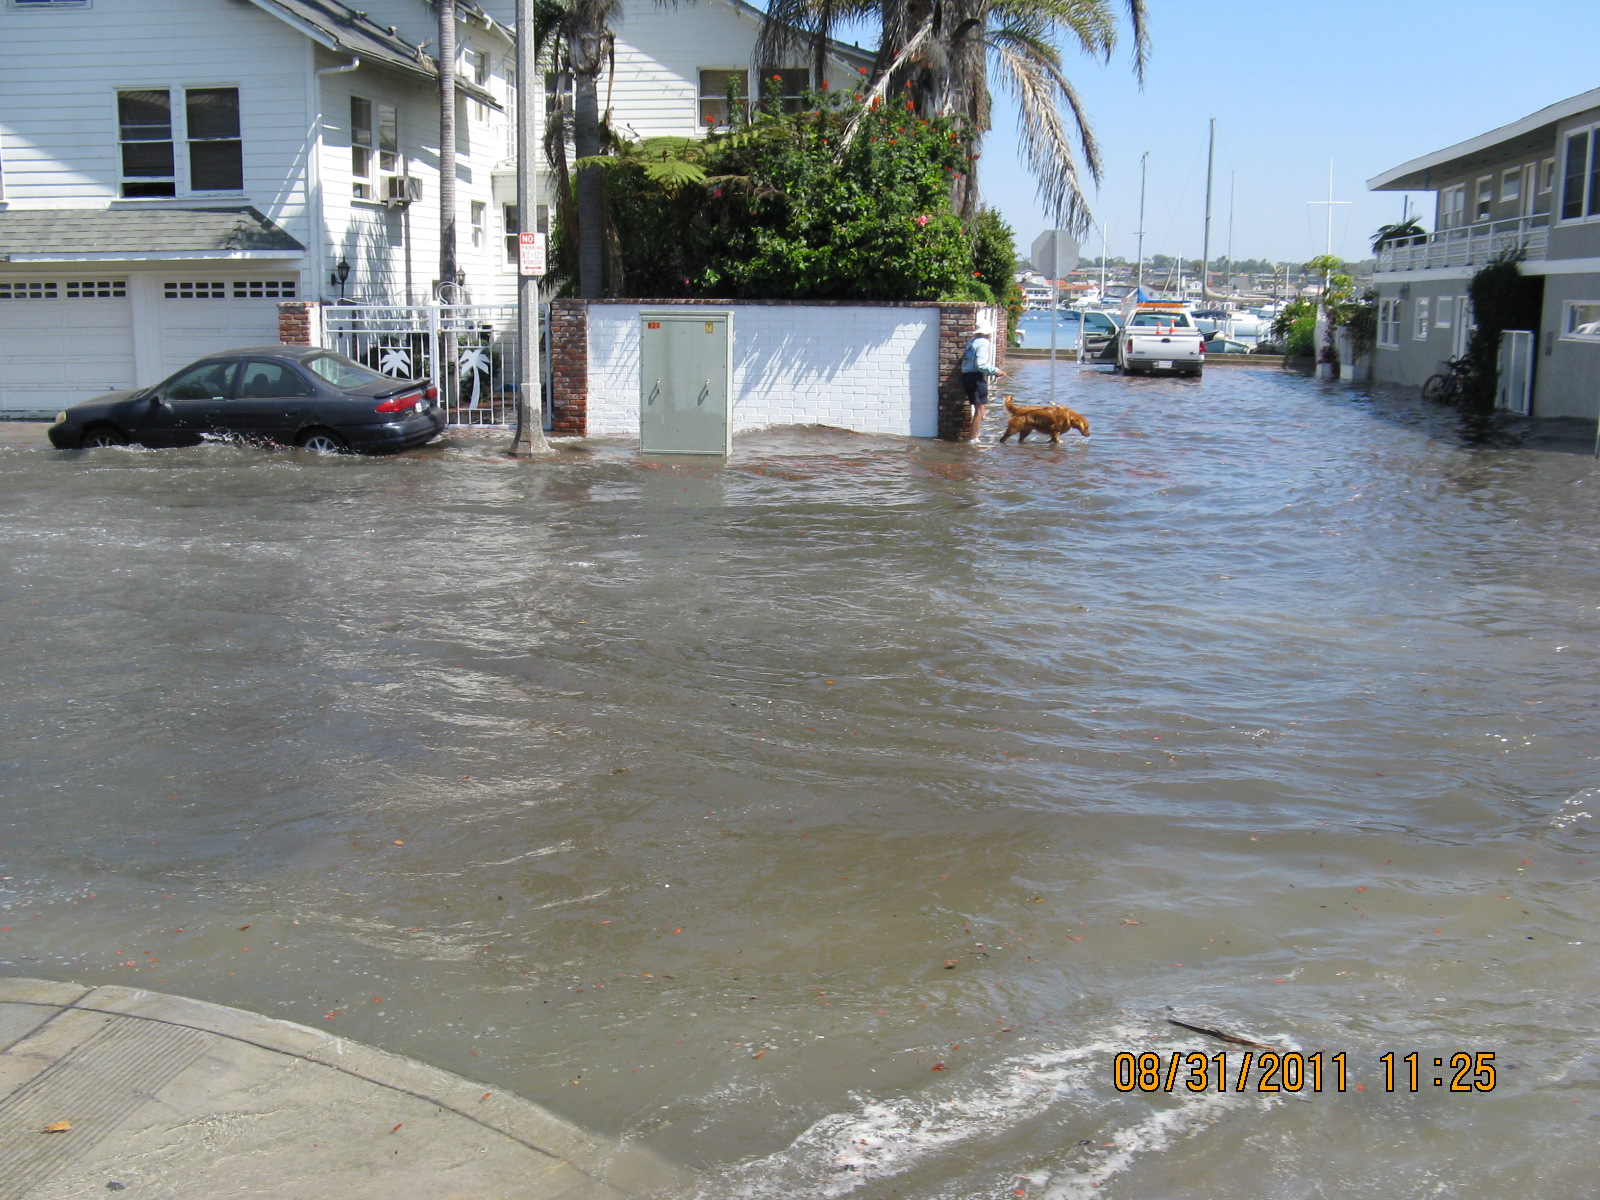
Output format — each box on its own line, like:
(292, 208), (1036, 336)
(1422, 355), (1475, 403)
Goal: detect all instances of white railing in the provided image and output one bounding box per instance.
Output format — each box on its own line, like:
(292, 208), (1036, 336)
(323, 303), (542, 428)
(1377, 215), (1549, 273)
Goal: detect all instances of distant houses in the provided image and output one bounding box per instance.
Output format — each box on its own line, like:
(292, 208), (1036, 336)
(1368, 86), (1600, 419)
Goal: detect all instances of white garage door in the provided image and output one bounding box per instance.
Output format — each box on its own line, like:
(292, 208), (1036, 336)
(0, 274), (301, 417)
(156, 277), (297, 375)
(0, 279), (136, 418)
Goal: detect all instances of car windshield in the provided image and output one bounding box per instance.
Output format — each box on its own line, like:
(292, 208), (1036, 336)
(304, 353), (391, 388)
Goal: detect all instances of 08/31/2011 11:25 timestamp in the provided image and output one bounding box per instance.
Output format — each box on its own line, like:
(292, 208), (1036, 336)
(1112, 1051), (1497, 1093)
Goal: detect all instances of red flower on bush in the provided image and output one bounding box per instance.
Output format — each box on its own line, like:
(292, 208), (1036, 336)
(858, 66), (869, 75)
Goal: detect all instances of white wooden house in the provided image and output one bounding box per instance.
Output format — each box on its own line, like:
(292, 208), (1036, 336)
(0, 0), (870, 417)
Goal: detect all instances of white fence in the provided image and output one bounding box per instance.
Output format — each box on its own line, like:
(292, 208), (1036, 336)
(322, 303), (544, 427)
(1377, 216), (1549, 273)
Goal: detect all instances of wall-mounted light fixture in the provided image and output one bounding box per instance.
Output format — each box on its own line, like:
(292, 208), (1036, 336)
(331, 258), (352, 300)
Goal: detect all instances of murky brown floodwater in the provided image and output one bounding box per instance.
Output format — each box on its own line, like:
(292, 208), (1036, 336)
(1, 363), (1596, 1198)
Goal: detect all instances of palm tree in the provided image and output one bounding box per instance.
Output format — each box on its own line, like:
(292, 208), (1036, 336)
(758, 0), (1148, 231)
(1371, 216), (1425, 254)
(534, 0), (621, 298)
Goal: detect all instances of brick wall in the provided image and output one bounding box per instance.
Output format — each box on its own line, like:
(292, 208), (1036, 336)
(548, 300), (588, 436)
(937, 303), (982, 440)
(276, 301), (319, 346)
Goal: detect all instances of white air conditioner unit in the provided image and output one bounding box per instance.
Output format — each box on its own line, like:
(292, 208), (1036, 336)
(384, 175), (423, 207)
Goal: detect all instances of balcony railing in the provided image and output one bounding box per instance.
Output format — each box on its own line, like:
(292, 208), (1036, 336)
(1376, 215), (1549, 273)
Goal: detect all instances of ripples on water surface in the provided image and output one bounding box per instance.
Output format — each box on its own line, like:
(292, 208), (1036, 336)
(1, 364), (1597, 1198)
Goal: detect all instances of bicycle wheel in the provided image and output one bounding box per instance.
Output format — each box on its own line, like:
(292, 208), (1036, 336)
(1422, 374), (1448, 401)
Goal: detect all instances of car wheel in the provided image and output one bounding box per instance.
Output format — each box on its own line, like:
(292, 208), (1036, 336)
(296, 429), (349, 454)
(80, 424), (127, 448)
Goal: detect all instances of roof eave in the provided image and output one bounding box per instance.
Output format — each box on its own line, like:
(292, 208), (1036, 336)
(1368, 85), (1600, 192)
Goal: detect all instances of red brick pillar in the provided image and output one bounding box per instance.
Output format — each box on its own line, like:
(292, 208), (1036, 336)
(938, 302), (979, 441)
(277, 301), (320, 346)
(548, 299), (588, 437)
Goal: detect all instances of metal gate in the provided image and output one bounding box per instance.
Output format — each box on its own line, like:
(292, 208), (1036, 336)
(1497, 329), (1533, 415)
(322, 304), (547, 427)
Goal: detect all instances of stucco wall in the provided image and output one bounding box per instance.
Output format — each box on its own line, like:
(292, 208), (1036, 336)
(582, 301), (946, 438)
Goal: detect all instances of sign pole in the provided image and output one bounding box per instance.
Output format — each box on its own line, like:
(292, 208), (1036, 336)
(1031, 230), (1080, 403)
(510, 0), (551, 455)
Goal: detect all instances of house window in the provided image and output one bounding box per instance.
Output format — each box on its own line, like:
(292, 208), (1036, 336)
(118, 89), (176, 197)
(758, 67), (810, 115)
(1540, 157), (1555, 193)
(351, 97), (397, 200)
(1474, 175), (1493, 221)
(1377, 298), (1401, 349)
(186, 88), (242, 191)
(1413, 296), (1430, 339)
(64, 280), (127, 298)
(1559, 127), (1600, 221)
(1435, 296), (1452, 327)
(698, 69), (748, 128)
(545, 72), (574, 118)
(1501, 168), (1520, 204)
(471, 201), (486, 248)
(0, 282), (61, 300)
(1439, 185), (1465, 230)
(232, 280), (296, 298)
(503, 203), (549, 263)
(1562, 301), (1600, 340)
(464, 49), (489, 121)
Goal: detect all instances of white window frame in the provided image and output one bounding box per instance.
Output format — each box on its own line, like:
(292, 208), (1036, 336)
(1559, 124), (1600, 223)
(1435, 295), (1453, 328)
(1540, 157), (1555, 193)
(1439, 185), (1465, 230)
(464, 48), (490, 121)
(351, 96), (397, 202)
(756, 67), (811, 116)
(1413, 296), (1431, 340)
(1500, 167), (1520, 204)
(470, 200), (486, 248)
(1377, 298), (1401, 349)
(698, 68), (749, 130)
(1561, 300), (1600, 341)
(1474, 175), (1494, 221)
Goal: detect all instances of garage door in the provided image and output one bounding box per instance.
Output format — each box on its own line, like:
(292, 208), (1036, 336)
(157, 277), (298, 374)
(0, 279), (136, 418)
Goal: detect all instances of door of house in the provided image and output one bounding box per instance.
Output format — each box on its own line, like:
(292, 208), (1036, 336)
(639, 311), (733, 456)
(1452, 297), (1473, 359)
(1497, 330), (1534, 414)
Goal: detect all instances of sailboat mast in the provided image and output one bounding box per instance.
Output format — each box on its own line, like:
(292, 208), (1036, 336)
(1136, 151), (1148, 293)
(1200, 117), (1215, 305)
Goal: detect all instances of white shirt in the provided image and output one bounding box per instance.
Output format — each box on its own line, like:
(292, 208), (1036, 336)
(967, 335), (998, 375)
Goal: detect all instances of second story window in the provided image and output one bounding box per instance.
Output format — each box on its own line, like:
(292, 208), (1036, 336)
(1473, 176), (1493, 222)
(351, 97), (398, 200)
(117, 87), (241, 198)
(1561, 127), (1600, 222)
(698, 69), (747, 128)
(758, 68), (810, 116)
(1438, 185), (1465, 230)
(470, 201), (486, 248)
(464, 49), (490, 121)
(118, 89), (175, 197)
(186, 88), (241, 191)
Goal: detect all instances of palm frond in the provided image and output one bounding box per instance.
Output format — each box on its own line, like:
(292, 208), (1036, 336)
(986, 33), (1099, 233)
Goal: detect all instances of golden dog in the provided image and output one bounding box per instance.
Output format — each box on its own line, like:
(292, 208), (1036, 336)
(998, 397), (1091, 444)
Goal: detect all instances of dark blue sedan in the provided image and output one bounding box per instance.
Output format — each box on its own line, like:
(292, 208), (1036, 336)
(47, 346), (446, 454)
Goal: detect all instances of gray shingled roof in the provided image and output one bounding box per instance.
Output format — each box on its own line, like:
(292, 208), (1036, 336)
(250, 0), (502, 108)
(0, 207), (305, 257)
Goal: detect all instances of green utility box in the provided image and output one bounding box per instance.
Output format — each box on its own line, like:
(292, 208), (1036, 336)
(639, 310), (733, 456)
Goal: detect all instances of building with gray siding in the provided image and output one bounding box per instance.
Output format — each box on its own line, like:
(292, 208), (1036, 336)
(1368, 86), (1600, 418)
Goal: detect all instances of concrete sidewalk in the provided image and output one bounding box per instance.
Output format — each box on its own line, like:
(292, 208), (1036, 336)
(0, 977), (692, 1200)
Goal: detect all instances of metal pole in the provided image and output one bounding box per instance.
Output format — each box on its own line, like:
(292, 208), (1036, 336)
(1200, 117), (1214, 305)
(438, 0), (457, 296)
(1136, 151), (1148, 293)
(1049, 240), (1058, 401)
(510, 0), (551, 454)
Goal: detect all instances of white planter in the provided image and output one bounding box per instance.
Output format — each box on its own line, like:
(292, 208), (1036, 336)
(1315, 361), (1336, 380)
(1339, 359), (1371, 382)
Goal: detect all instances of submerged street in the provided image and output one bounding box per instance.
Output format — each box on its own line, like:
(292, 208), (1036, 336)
(1, 361), (1595, 1198)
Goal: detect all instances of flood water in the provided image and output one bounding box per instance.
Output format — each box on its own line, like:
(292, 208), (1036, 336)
(2, 363), (1597, 1198)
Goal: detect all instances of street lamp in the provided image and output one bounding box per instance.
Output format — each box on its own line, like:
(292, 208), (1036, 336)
(330, 258), (351, 300)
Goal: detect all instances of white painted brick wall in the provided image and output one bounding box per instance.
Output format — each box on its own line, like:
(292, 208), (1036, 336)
(587, 304), (941, 439)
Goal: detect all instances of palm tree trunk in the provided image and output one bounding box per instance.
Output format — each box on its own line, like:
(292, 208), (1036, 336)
(438, 0), (457, 297)
(570, 38), (605, 299)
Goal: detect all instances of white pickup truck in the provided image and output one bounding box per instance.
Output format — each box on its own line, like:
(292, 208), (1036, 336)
(1116, 303), (1205, 377)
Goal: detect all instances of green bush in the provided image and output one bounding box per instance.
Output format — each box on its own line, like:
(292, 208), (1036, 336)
(567, 84), (988, 302)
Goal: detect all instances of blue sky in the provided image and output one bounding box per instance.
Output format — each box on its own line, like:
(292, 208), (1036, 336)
(835, 1), (1600, 268)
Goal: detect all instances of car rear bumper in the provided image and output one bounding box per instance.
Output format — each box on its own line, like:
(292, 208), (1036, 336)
(338, 411), (448, 453)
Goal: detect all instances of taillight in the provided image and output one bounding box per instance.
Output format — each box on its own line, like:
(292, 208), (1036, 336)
(375, 392), (421, 413)
(1198, 341), (1206, 356)
(1126, 338), (1134, 353)
(424, 385), (438, 402)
